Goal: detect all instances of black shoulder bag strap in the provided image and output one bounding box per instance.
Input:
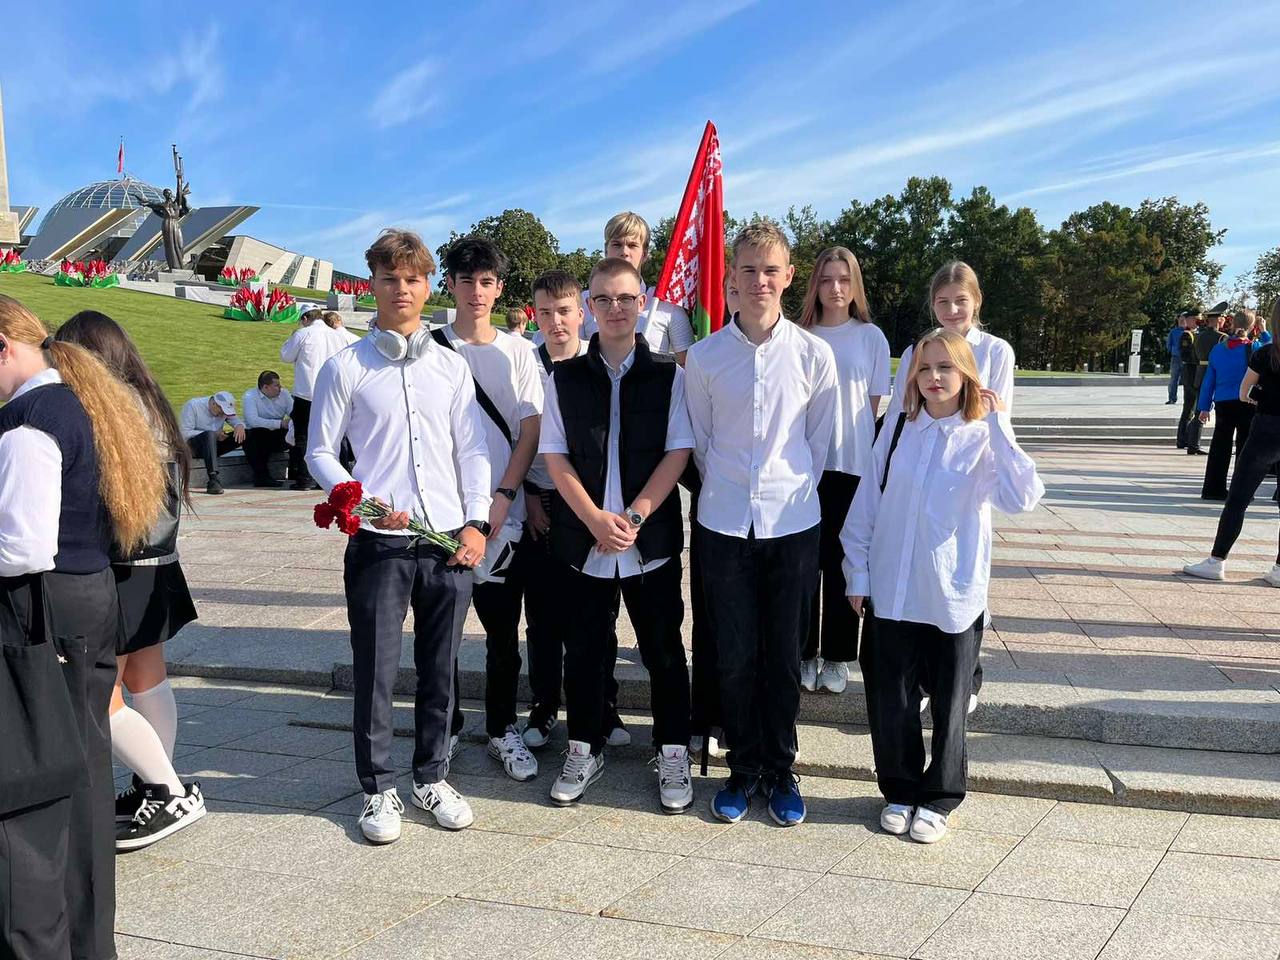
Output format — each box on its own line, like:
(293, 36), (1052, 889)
(880, 412), (907, 493)
(537, 343), (554, 375)
(431, 328), (514, 447)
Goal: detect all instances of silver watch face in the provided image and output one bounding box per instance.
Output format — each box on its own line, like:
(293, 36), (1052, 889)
(627, 511), (643, 527)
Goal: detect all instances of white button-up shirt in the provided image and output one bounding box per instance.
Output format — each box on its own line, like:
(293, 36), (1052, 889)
(533, 286), (695, 356)
(526, 340), (588, 491)
(281, 324), (355, 401)
(306, 335), (491, 536)
(886, 326), (1015, 420)
(179, 396), (243, 440)
(685, 315), (837, 539)
(242, 387), (294, 430)
(538, 347), (695, 578)
(0, 369), (63, 576)
(840, 409), (1044, 633)
(809, 319), (892, 478)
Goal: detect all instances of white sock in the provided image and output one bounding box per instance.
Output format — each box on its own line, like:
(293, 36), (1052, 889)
(131, 678), (178, 758)
(110, 705), (184, 794)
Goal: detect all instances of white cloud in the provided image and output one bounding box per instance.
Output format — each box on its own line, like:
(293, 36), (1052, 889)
(370, 61), (440, 129)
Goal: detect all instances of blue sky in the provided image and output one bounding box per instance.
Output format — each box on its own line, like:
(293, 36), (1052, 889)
(4, 0), (1279, 288)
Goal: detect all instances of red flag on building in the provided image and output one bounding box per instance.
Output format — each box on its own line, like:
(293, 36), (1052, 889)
(653, 121), (725, 339)
(117, 139), (124, 176)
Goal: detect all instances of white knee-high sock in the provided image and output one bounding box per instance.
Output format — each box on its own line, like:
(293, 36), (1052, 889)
(131, 678), (178, 758)
(110, 705), (184, 793)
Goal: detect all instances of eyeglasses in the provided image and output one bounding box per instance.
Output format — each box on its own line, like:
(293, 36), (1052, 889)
(591, 294), (640, 310)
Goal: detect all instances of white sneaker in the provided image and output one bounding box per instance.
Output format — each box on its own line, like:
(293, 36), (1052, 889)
(358, 788), (405, 844)
(488, 725), (538, 781)
(521, 708), (557, 749)
(910, 807), (949, 844)
(800, 658), (820, 692)
(550, 739), (604, 806)
(412, 779), (474, 831)
(1264, 564), (1280, 588)
(656, 745), (694, 814)
(690, 730), (725, 759)
(817, 660), (849, 694)
(919, 695), (931, 714)
(967, 694), (978, 715)
(1183, 557), (1226, 581)
(606, 724), (631, 747)
(880, 803), (913, 835)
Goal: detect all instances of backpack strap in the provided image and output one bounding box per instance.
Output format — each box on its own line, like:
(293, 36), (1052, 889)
(537, 343), (554, 375)
(880, 412), (907, 493)
(430, 328), (515, 447)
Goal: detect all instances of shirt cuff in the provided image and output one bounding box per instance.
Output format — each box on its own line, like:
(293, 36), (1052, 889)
(846, 570), (871, 598)
(464, 495), (493, 525)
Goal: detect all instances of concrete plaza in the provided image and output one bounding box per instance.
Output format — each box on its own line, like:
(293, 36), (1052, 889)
(114, 387), (1280, 959)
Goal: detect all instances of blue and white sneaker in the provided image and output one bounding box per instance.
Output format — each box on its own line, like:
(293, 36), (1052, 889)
(765, 771), (806, 827)
(711, 773), (758, 824)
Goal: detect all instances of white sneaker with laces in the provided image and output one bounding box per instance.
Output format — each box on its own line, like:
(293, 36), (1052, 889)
(880, 803), (913, 835)
(1264, 564), (1280, 588)
(800, 658), (820, 692)
(359, 788), (405, 844)
(412, 779), (474, 831)
(550, 739), (604, 806)
(656, 745), (693, 814)
(910, 806), (949, 843)
(488, 725), (538, 781)
(817, 660), (849, 694)
(1183, 556), (1226, 581)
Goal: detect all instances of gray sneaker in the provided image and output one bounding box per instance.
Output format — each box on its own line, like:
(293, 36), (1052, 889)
(550, 739), (604, 806)
(656, 745), (693, 814)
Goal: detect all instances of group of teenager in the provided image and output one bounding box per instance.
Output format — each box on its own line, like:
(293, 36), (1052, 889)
(290, 212), (1045, 854)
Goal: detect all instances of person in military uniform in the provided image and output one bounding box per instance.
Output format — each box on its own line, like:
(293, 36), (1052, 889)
(1176, 310), (1204, 452)
(1187, 303), (1230, 455)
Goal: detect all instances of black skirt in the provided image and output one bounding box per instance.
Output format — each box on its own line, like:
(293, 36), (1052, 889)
(112, 560), (198, 655)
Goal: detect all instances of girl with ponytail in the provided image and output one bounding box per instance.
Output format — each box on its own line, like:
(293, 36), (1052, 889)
(0, 293), (164, 960)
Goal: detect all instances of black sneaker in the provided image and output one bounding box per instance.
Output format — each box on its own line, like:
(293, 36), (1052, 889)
(206, 474), (225, 495)
(115, 774), (145, 823)
(115, 782), (207, 852)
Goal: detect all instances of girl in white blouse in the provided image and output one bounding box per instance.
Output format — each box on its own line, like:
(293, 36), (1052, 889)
(796, 247), (890, 695)
(842, 329), (1043, 844)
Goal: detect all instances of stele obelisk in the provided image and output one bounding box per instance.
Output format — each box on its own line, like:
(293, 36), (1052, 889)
(0, 83), (20, 245)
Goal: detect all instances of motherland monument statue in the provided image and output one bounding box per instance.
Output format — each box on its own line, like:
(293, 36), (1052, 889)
(133, 145), (191, 270)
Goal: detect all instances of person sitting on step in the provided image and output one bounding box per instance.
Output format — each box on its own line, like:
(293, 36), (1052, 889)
(180, 390), (244, 495)
(242, 370), (293, 488)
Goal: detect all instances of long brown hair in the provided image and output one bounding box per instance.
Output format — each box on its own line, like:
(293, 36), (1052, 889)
(56, 310), (192, 505)
(929, 261), (985, 327)
(799, 246), (871, 328)
(901, 328), (987, 422)
(0, 295), (164, 554)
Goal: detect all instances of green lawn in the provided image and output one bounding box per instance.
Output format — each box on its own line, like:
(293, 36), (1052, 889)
(0, 273), (305, 412)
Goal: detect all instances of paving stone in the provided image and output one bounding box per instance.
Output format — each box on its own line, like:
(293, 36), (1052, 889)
(1097, 911), (1280, 960)
(221, 724), (353, 757)
(115, 936), (244, 959)
(528, 916), (738, 959)
(461, 839), (679, 914)
(948, 793), (1056, 836)
(715, 940), (886, 960)
(186, 810), (371, 879)
(977, 836), (1161, 907)
(172, 746), (305, 800)
(1028, 801), (1187, 849)
(1097, 743), (1280, 817)
(134, 798), (293, 862)
(915, 891), (1124, 960)
(966, 732), (1115, 802)
(832, 829), (1020, 891)
(114, 850), (183, 890)
(694, 808), (876, 872)
(216, 757), (362, 810)
(341, 898), (584, 960)
(559, 790), (729, 855)
(1173, 812), (1280, 860)
(175, 706), (295, 748)
(755, 875), (967, 956)
(606, 855), (818, 935)
(1133, 851), (1280, 923)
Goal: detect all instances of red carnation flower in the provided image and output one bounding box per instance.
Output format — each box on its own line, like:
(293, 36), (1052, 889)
(314, 502), (338, 528)
(329, 481), (363, 514)
(337, 511), (362, 535)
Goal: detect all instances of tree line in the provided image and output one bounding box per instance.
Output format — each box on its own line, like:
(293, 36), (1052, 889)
(435, 177), (1276, 371)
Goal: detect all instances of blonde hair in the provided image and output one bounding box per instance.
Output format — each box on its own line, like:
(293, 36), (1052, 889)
(902, 328), (986, 422)
(0, 295), (164, 555)
(365, 228), (436, 278)
(321, 310), (344, 329)
(1231, 309), (1254, 334)
(799, 246), (871, 328)
(929, 261), (984, 326)
(731, 220), (791, 262)
(603, 212), (651, 252)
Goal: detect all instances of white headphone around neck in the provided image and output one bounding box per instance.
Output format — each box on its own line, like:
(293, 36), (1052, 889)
(370, 324), (431, 362)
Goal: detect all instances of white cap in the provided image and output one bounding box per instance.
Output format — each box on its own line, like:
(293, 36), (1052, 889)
(212, 391), (236, 415)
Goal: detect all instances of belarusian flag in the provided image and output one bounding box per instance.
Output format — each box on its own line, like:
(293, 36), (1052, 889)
(653, 121), (724, 339)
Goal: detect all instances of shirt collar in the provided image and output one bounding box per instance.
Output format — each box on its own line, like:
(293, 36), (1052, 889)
(965, 326), (982, 346)
(12, 367), (63, 402)
(604, 348), (637, 378)
(729, 312), (789, 346)
(916, 408), (966, 433)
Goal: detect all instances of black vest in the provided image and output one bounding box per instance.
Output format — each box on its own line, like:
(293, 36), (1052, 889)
(0, 382), (111, 574)
(548, 335), (682, 569)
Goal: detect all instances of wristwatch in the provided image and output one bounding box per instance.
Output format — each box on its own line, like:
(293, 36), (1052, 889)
(464, 519), (492, 537)
(495, 487), (517, 501)
(625, 509), (645, 528)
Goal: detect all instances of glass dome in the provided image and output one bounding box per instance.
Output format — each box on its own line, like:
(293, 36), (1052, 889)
(37, 177), (167, 235)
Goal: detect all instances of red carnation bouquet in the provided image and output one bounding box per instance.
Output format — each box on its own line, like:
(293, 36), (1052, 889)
(314, 480), (461, 553)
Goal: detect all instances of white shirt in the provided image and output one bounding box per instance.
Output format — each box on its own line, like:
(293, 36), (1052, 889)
(539, 347), (695, 578)
(306, 335), (491, 536)
(0, 369), (64, 576)
(443, 324), (544, 529)
(179, 396), (243, 440)
(886, 326), (1015, 420)
(281, 323), (354, 401)
(525, 339), (588, 491)
(809, 320), (891, 477)
(533, 286), (695, 355)
(685, 315), (838, 539)
(840, 409), (1044, 633)
(242, 387), (294, 430)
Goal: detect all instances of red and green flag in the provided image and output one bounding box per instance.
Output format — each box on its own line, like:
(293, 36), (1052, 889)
(653, 121), (724, 340)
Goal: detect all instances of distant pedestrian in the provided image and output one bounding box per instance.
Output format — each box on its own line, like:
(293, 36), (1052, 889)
(1176, 311), (1203, 452)
(1165, 314), (1185, 404)
(1198, 311), (1256, 499)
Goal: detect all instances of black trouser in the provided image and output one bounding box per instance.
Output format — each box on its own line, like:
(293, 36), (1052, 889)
(1177, 369), (1203, 450)
(1202, 400), (1255, 499)
(697, 523), (819, 778)
(0, 797), (72, 960)
(290, 397), (313, 484)
(688, 495), (721, 735)
(564, 559), (689, 754)
(344, 531), (471, 793)
(861, 611), (980, 815)
(188, 430), (240, 478)
(243, 426), (288, 482)
(803, 471), (861, 662)
(1211, 413), (1280, 563)
(471, 541), (526, 739)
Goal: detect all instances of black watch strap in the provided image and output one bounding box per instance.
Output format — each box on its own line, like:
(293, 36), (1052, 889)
(464, 519), (492, 537)
(495, 486), (517, 501)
